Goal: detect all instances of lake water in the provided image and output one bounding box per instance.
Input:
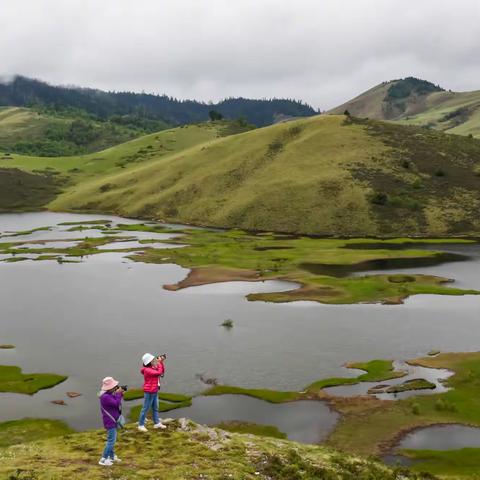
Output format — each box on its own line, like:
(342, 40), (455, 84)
(1, 212), (480, 439)
(396, 424), (480, 450)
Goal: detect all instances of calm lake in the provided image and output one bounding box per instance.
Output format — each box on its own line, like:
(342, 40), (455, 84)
(1, 212), (480, 440)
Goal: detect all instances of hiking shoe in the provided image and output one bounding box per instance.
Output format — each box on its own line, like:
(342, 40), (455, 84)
(154, 422), (166, 429)
(99, 457), (114, 466)
(138, 425), (148, 432)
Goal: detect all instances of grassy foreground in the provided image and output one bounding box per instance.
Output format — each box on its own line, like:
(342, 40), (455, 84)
(0, 420), (433, 479)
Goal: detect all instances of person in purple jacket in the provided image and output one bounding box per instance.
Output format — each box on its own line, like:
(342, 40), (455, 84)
(98, 376), (124, 466)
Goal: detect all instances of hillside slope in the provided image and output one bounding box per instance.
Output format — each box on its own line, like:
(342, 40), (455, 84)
(329, 77), (480, 138)
(3, 114), (480, 236)
(2, 121), (228, 178)
(0, 105), (170, 156)
(0, 120), (249, 212)
(0, 420), (430, 479)
(44, 114), (480, 237)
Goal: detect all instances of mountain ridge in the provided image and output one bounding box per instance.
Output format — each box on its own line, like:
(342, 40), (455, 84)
(0, 75), (317, 128)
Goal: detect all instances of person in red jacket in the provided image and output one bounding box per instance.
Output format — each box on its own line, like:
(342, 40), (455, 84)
(137, 352), (166, 432)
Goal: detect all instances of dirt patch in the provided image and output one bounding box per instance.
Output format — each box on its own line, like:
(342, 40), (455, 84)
(164, 266), (263, 290)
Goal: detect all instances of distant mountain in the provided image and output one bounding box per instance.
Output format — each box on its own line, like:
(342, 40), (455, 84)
(329, 77), (444, 120)
(329, 77), (480, 138)
(0, 76), (317, 127)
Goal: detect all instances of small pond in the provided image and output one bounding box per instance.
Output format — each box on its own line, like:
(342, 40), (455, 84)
(156, 394), (339, 444)
(397, 424), (480, 450)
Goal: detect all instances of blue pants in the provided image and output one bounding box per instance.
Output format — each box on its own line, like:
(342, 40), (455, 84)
(102, 427), (117, 459)
(138, 392), (159, 426)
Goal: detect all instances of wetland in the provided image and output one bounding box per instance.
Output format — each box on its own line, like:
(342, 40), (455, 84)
(2, 211), (480, 475)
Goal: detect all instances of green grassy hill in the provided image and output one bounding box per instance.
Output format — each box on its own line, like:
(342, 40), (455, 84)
(0, 419), (431, 479)
(52, 115), (480, 236)
(329, 77), (480, 139)
(0, 105), (170, 156)
(3, 114), (480, 236)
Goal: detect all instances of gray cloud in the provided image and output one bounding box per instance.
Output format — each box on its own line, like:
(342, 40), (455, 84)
(1, 0), (479, 109)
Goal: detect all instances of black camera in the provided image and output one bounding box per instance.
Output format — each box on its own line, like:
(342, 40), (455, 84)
(119, 385), (128, 391)
(159, 354), (167, 360)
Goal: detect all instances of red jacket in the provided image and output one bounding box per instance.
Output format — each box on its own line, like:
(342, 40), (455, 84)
(141, 362), (165, 393)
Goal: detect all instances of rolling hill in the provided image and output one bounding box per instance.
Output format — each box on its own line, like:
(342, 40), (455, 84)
(4, 113), (480, 236)
(329, 77), (480, 138)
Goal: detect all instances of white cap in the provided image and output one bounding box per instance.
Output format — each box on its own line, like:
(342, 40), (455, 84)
(142, 353), (155, 366)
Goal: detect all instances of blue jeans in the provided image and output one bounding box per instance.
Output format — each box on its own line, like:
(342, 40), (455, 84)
(138, 392), (159, 426)
(102, 427), (117, 459)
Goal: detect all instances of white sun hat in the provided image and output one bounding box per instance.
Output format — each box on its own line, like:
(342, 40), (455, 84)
(142, 353), (155, 366)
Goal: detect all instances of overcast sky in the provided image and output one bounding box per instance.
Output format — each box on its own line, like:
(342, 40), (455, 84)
(2, 0), (480, 110)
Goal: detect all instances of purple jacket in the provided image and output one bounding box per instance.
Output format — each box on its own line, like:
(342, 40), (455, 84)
(100, 391), (123, 429)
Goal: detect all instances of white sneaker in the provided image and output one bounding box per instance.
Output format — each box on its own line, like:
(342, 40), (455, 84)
(154, 422), (166, 429)
(137, 425), (148, 432)
(112, 455), (122, 463)
(98, 457), (114, 466)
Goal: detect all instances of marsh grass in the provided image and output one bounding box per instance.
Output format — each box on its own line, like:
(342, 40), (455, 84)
(0, 365), (67, 394)
(132, 228), (479, 304)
